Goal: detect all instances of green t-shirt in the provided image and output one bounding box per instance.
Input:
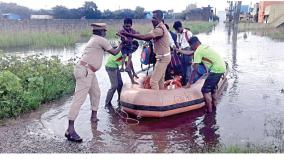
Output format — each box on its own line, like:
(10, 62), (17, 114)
(193, 44), (226, 73)
(105, 52), (128, 68)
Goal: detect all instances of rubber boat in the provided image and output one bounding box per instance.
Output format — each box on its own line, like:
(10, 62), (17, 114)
(120, 66), (229, 118)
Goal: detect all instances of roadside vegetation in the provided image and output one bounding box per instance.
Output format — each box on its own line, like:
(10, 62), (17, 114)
(0, 54), (75, 119)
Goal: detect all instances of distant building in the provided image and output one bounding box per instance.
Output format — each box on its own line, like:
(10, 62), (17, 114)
(240, 5), (250, 14)
(30, 15), (53, 20)
(264, 4), (284, 23)
(258, 1), (284, 23)
(184, 5), (214, 21)
(239, 5), (253, 22)
(252, 3), (259, 22)
(2, 13), (21, 20)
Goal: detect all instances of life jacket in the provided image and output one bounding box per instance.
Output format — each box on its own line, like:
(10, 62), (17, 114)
(164, 76), (182, 90)
(143, 76), (151, 89)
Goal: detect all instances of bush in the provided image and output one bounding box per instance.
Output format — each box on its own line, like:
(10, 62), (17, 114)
(0, 71), (24, 118)
(0, 54), (76, 119)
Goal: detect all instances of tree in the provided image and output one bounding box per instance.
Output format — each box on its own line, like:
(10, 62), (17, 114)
(164, 9), (174, 19)
(52, 6), (71, 19)
(113, 9), (134, 19)
(69, 9), (83, 19)
(81, 1), (101, 19)
(33, 9), (52, 15)
(0, 2), (32, 19)
(102, 9), (114, 19)
(134, 6), (145, 19)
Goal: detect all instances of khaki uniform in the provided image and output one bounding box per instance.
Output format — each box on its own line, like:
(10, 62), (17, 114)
(149, 22), (171, 90)
(68, 35), (112, 121)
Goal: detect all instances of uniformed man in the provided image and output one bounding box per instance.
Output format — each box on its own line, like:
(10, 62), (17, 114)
(65, 23), (122, 142)
(120, 10), (171, 90)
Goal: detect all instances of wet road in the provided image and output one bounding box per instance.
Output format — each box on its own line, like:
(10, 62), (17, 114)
(1, 22), (284, 153)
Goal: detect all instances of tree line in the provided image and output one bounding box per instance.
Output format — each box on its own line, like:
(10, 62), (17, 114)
(0, 1), (175, 19)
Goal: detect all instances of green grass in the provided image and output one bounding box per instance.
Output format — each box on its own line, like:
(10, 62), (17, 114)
(183, 21), (217, 34)
(238, 22), (273, 31)
(0, 31), (79, 50)
(238, 22), (284, 40)
(81, 21), (216, 39)
(266, 31), (284, 40)
(218, 144), (283, 153)
(188, 143), (284, 153)
(0, 21), (216, 50)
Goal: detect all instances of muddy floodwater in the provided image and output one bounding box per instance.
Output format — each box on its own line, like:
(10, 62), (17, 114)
(0, 22), (284, 153)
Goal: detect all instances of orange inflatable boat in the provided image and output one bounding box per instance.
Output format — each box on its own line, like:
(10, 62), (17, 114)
(120, 67), (228, 118)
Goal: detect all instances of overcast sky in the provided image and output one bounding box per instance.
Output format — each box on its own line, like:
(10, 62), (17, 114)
(0, 0), (257, 12)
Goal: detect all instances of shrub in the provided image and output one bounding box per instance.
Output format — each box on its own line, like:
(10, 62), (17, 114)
(0, 71), (24, 118)
(0, 54), (76, 119)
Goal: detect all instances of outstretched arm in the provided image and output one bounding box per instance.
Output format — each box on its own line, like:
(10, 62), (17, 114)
(120, 32), (155, 41)
(185, 63), (199, 88)
(177, 48), (194, 56)
(106, 43), (123, 55)
(116, 32), (128, 41)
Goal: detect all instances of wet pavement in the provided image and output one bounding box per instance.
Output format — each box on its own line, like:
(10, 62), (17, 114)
(1, 22), (284, 153)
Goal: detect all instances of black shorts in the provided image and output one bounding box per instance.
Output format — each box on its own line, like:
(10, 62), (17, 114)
(121, 45), (133, 56)
(201, 72), (223, 93)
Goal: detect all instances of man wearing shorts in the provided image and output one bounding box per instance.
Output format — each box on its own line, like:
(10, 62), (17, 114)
(186, 36), (226, 113)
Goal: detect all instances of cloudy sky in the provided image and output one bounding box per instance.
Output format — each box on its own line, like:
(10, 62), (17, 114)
(0, 0), (256, 12)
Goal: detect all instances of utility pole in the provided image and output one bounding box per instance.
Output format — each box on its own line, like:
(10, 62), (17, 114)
(233, 1), (242, 30)
(232, 1), (242, 66)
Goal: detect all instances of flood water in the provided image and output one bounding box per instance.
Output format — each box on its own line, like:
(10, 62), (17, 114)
(3, 22), (284, 152)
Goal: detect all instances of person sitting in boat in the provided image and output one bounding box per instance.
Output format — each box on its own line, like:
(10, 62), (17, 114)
(173, 21), (194, 86)
(175, 48), (207, 84)
(184, 36), (226, 113)
(164, 23), (183, 81)
(164, 75), (182, 89)
(105, 40), (139, 107)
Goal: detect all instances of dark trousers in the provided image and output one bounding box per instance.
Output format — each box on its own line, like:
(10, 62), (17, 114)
(105, 67), (123, 105)
(180, 53), (192, 85)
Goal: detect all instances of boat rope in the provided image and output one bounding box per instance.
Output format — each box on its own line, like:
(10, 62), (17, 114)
(114, 107), (140, 125)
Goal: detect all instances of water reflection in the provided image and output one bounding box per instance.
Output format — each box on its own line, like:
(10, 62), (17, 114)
(199, 111), (220, 150)
(232, 30), (237, 67)
(87, 107), (222, 153)
(226, 23), (232, 44)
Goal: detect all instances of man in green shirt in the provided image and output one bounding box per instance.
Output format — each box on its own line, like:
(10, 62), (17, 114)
(105, 41), (139, 107)
(186, 36), (226, 113)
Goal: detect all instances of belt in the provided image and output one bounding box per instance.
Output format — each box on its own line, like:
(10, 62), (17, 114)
(156, 52), (171, 59)
(80, 61), (97, 72)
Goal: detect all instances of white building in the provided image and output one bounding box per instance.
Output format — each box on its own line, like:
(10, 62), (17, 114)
(30, 15), (53, 20)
